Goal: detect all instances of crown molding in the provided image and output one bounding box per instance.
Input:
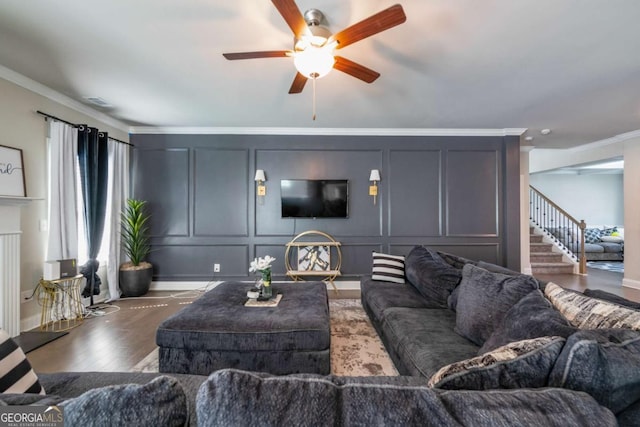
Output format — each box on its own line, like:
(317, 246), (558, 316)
(129, 126), (528, 137)
(569, 129), (640, 152)
(0, 65), (130, 133)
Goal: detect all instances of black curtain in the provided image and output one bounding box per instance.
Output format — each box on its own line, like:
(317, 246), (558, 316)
(77, 126), (109, 304)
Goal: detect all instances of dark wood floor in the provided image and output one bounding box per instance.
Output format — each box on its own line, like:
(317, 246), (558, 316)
(26, 270), (639, 374)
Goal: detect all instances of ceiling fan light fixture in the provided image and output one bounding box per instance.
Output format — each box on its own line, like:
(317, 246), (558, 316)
(294, 46), (335, 79)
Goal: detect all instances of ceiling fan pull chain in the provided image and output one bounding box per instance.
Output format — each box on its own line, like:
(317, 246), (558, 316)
(312, 73), (318, 121)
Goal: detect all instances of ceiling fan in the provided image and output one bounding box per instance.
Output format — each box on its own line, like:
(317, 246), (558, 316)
(222, 0), (407, 96)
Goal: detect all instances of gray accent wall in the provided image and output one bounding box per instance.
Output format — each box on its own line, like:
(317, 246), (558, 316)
(130, 134), (521, 281)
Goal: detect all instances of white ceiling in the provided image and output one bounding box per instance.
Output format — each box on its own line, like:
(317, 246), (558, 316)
(1, 0), (639, 149)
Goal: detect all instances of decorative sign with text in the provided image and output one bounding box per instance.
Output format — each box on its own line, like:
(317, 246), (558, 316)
(0, 145), (26, 197)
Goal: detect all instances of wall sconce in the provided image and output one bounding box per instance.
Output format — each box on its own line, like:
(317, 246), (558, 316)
(255, 169), (266, 205)
(369, 169), (381, 205)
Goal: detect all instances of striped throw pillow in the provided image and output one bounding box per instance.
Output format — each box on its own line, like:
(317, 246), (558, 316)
(372, 252), (405, 284)
(0, 329), (45, 394)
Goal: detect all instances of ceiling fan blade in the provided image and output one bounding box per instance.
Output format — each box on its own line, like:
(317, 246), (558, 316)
(333, 56), (380, 83)
(223, 51), (291, 60)
(331, 4), (406, 49)
(271, 0), (309, 37)
(288, 72), (308, 94)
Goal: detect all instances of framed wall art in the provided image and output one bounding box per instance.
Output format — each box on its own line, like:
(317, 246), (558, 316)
(0, 145), (26, 197)
(297, 245), (331, 272)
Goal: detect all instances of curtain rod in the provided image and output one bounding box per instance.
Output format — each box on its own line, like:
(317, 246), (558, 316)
(36, 110), (134, 147)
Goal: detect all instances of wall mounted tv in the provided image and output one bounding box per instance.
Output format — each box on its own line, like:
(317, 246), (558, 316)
(281, 179), (349, 218)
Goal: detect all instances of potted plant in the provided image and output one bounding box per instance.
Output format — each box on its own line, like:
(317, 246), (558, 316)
(119, 199), (152, 297)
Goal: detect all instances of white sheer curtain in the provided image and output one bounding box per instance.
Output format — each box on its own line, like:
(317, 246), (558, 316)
(46, 121), (79, 260)
(105, 139), (129, 301)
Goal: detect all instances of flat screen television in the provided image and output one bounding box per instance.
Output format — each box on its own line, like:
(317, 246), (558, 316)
(281, 179), (349, 218)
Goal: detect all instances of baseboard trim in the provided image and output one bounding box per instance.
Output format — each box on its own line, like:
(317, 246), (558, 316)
(623, 278), (640, 290)
(150, 280), (361, 292)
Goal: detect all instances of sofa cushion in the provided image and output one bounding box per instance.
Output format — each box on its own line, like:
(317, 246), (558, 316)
(437, 251), (477, 269)
(549, 329), (640, 415)
(600, 235), (624, 244)
(60, 376), (188, 427)
(360, 277), (438, 325)
(197, 369), (338, 426)
(38, 371), (207, 426)
(448, 262), (521, 312)
(479, 290), (577, 354)
(544, 282), (640, 330)
(381, 307), (479, 377)
(454, 265), (539, 346)
(371, 252), (405, 284)
(198, 368), (616, 427)
(404, 246), (462, 308)
(583, 289), (640, 310)
(0, 329), (44, 395)
(429, 336), (565, 390)
(599, 242), (624, 253)
(584, 228), (602, 243)
(476, 261), (522, 276)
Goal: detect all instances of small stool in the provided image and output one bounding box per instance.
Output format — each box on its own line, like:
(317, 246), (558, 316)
(156, 281), (331, 376)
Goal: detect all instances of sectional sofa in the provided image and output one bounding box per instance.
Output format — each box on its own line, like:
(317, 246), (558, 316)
(2, 246), (639, 426)
(361, 246), (640, 425)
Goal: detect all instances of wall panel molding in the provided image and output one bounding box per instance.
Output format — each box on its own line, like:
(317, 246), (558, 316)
(132, 134), (521, 280)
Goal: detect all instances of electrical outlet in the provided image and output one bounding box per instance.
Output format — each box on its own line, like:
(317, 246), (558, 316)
(21, 290), (34, 303)
(214, 263), (221, 273)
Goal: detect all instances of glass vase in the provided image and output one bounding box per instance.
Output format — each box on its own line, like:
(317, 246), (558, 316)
(260, 269), (272, 299)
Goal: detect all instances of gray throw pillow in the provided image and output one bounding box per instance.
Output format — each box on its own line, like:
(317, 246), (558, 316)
(454, 264), (539, 346)
(548, 329), (640, 415)
(404, 246), (462, 308)
(479, 290), (577, 354)
(60, 376), (187, 427)
(429, 336), (566, 390)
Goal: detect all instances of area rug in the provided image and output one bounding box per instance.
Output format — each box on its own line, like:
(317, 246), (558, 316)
(587, 261), (624, 274)
(131, 299), (398, 376)
(14, 331), (68, 353)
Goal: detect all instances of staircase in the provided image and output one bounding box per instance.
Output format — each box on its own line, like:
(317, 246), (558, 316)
(529, 185), (586, 274)
(530, 228), (574, 275)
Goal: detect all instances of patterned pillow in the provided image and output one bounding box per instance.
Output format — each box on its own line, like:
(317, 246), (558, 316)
(601, 226), (618, 236)
(0, 329), (45, 394)
(584, 228), (602, 243)
(371, 252), (405, 284)
(544, 282), (640, 330)
(428, 336), (566, 389)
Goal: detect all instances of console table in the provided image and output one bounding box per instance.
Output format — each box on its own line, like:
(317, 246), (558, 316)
(38, 274), (84, 332)
(285, 230), (341, 292)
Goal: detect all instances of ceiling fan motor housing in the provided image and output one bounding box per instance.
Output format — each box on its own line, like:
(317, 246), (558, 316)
(304, 8), (326, 26)
(295, 9), (332, 50)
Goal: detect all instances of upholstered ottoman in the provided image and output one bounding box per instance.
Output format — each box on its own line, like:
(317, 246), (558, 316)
(156, 281), (330, 376)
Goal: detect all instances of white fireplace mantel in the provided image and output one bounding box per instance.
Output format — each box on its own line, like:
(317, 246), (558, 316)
(0, 197), (35, 337)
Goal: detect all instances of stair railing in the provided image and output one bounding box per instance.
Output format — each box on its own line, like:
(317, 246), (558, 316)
(529, 185), (587, 274)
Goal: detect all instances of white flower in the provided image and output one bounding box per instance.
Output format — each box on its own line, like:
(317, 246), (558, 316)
(249, 255), (276, 273)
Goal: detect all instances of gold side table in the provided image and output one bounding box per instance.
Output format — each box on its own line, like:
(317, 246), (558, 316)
(285, 230), (342, 293)
(38, 274), (85, 332)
